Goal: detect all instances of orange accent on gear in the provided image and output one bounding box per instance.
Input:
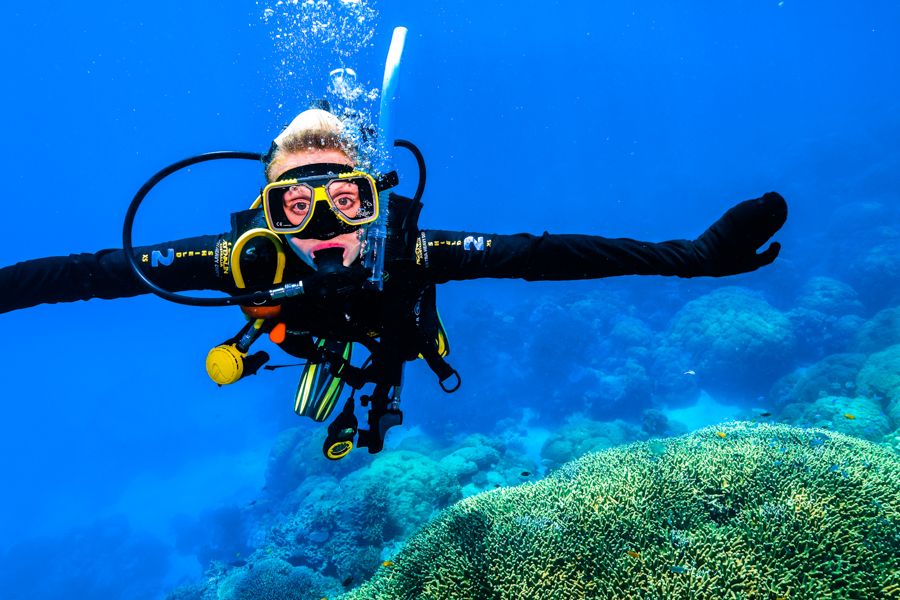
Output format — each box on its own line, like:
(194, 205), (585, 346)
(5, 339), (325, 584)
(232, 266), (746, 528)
(269, 322), (287, 344)
(241, 305), (282, 319)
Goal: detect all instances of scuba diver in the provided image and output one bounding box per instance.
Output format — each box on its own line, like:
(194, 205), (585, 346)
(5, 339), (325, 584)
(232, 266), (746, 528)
(0, 106), (788, 459)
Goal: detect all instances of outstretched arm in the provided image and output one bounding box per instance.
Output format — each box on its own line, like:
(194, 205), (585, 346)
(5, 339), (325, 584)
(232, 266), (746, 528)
(0, 234), (234, 314)
(417, 192), (787, 283)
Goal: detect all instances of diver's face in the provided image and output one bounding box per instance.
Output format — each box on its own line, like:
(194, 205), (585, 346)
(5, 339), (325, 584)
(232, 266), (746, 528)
(271, 149), (363, 269)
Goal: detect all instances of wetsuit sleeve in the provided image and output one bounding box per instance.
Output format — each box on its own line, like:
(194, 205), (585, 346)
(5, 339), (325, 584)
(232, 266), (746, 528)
(415, 230), (707, 282)
(0, 234), (235, 314)
(415, 193), (787, 283)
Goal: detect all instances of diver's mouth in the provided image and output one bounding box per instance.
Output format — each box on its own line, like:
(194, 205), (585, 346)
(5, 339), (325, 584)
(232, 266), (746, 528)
(311, 242), (345, 261)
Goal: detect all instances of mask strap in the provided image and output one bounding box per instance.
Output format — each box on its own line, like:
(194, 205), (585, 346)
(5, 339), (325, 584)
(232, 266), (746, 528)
(262, 141), (279, 167)
(376, 170), (399, 192)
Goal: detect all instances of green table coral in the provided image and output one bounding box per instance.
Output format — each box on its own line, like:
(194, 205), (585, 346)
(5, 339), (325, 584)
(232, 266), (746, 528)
(341, 423), (900, 600)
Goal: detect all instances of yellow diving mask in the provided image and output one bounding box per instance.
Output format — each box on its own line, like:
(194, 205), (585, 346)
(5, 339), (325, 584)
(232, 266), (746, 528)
(262, 163), (385, 239)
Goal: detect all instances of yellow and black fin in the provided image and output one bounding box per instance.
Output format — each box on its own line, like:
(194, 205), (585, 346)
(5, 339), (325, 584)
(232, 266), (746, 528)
(294, 339), (353, 422)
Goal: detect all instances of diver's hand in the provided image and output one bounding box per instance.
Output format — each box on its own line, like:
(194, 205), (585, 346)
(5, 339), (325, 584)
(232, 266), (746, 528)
(693, 191), (788, 276)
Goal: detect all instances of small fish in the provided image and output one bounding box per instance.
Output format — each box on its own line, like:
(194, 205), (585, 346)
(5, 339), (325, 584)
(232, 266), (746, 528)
(669, 565), (688, 574)
(758, 411), (772, 417)
(683, 370), (696, 376)
(626, 550), (641, 559)
(382, 560), (395, 568)
(828, 464), (850, 478)
(844, 413), (856, 420)
(521, 471), (531, 477)
(342, 576), (354, 586)
(715, 431), (727, 439)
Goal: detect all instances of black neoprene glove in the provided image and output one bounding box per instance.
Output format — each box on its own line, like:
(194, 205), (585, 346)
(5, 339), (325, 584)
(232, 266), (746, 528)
(692, 191), (788, 276)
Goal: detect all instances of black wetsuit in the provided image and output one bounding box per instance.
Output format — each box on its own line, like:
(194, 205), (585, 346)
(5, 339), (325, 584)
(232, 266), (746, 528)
(0, 190), (787, 453)
(0, 192), (788, 320)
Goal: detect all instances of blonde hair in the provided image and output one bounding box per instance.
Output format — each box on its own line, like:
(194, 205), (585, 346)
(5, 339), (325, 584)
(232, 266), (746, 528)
(265, 108), (359, 181)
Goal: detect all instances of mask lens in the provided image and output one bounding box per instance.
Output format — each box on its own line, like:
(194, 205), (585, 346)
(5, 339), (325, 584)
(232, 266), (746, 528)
(265, 183), (315, 232)
(326, 177), (377, 224)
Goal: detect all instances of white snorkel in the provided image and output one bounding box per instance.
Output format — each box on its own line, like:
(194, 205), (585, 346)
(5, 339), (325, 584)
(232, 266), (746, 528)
(364, 26), (408, 291)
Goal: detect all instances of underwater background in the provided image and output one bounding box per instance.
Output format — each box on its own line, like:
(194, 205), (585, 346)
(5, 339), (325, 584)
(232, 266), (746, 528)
(0, 1), (899, 598)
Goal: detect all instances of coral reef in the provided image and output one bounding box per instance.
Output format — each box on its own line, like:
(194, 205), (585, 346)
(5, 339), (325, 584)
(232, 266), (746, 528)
(540, 414), (643, 471)
(172, 504), (256, 569)
(570, 359), (654, 416)
(439, 434), (506, 497)
(264, 426), (364, 505)
(786, 307), (862, 360)
(794, 276), (864, 316)
(207, 558), (338, 600)
(341, 423), (900, 599)
(518, 290), (657, 420)
(856, 344), (900, 424)
(780, 395), (893, 442)
(769, 353), (867, 407)
(824, 200), (900, 310)
(341, 450), (461, 536)
(659, 287), (796, 394)
(847, 239), (900, 308)
(855, 306), (900, 353)
(169, 437), (538, 598)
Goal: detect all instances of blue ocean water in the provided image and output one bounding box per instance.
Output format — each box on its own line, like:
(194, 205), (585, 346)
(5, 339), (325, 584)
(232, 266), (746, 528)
(0, 1), (898, 598)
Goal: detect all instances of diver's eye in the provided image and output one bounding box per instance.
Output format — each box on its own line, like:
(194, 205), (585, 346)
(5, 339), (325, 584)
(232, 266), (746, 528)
(288, 200), (310, 214)
(282, 185), (313, 216)
(327, 180), (362, 217)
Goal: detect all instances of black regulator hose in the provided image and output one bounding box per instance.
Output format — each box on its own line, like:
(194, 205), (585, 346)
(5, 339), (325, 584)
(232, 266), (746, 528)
(122, 151), (286, 307)
(394, 139), (425, 203)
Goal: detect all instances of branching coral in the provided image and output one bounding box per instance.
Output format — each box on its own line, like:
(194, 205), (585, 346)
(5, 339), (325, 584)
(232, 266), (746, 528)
(341, 423), (900, 600)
